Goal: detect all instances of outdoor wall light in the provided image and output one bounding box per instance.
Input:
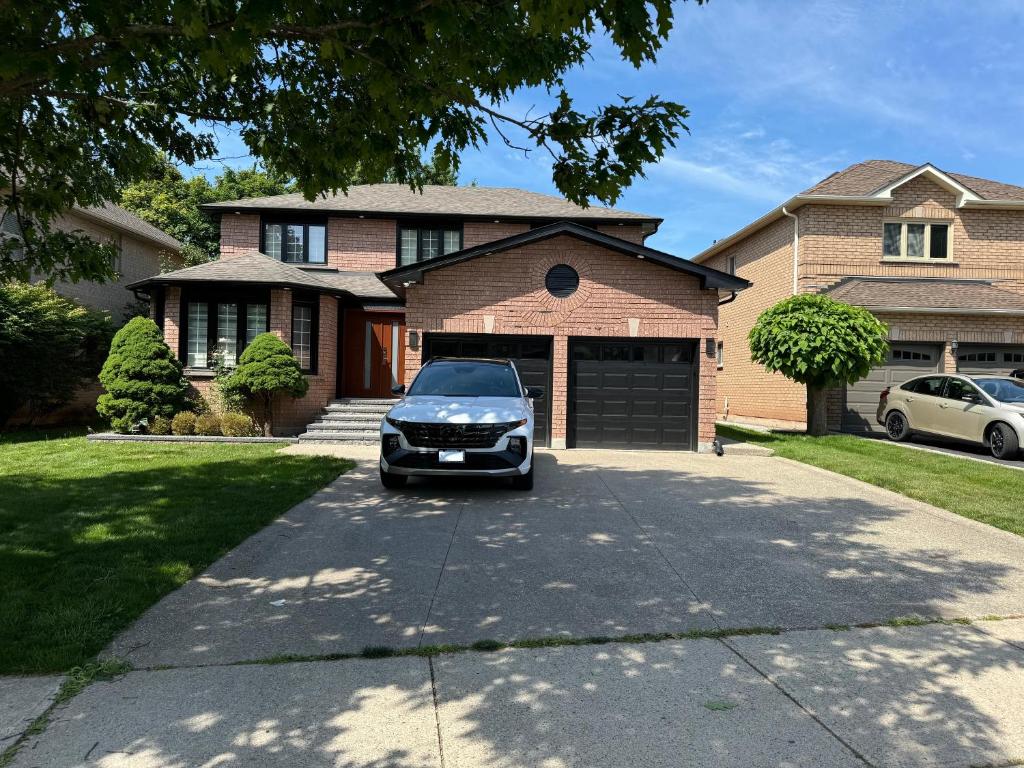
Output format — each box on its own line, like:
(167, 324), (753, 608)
(409, 330), (419, 350)
(705, 338), (716, 357)
(950, 338), (959, 353)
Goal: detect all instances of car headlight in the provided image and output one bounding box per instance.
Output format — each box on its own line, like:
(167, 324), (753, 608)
(385, 416), (405, 429)
(505, 418), (528, 431)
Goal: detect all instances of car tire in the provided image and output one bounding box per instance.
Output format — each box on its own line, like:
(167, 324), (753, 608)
(511, 459), (534, 491)
(380, 466), (407, 489)
(885, 411), (911, 442)
(989, 423), (1020, 460)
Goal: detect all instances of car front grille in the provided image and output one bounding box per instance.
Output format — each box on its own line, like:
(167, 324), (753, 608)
(396, 421), (516, 449)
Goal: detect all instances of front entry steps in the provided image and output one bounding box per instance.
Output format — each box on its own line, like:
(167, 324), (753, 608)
(298, 398), (398, 444)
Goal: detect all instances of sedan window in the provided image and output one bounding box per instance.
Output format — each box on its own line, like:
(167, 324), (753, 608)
(943, 378), (983, 402)
(909, 376), (946, 397)
(976, 378), (1024, 403)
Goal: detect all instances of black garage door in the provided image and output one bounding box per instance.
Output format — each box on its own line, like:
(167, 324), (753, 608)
(422, 334), (552, 447)
(956, 344), (1024, 376)
(843, 343), (943, 433)
(569, 339), (697, 450)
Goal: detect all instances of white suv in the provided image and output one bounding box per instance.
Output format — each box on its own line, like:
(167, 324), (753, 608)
(379, 358), (542, 490)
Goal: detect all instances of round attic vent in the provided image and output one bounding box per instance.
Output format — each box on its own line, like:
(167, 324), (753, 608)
(545, 264), (579, 298)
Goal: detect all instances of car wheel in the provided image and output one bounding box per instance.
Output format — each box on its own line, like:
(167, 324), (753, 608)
(885, 411), (911, 442)
(379, 466), (407, 489)
(989, 423), (1020, 460)
(511, 459), (534, 491)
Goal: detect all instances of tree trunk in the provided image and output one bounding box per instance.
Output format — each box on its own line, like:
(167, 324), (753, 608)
(262, 393), (273, 437)
(806, 386), (829, 436)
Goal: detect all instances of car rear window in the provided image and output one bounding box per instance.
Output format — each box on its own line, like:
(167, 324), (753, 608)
(408, 361), (521, 397)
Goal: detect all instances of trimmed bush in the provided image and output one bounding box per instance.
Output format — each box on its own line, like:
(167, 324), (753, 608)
(149, 415), (172, 435)
(97, 317), (189, 432)
(170, 411), (197, 436)
(221, 333), (308, 436)
(194, 412), (222, 436)
(221, 411), (259, 437)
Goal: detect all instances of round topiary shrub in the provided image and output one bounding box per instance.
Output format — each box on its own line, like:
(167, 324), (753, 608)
(149, 415), (172, 435)
(221, 333), (308, 436)
(221, 411), (258, 437)
(171, 411), (197, 436)
(97, 317), (189, 433)
(194, 412), (222, 436)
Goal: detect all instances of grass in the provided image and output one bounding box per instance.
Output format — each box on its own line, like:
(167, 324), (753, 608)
(717, 425), (1024, 537)
(0, 430), (352, 674)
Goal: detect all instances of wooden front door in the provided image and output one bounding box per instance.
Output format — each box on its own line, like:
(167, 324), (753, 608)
(342, 310), (406, 397)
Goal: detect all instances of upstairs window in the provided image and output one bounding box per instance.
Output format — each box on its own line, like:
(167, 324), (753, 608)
(397, 222), (462, 266)
(262, 220), (326, 264)
(883, 221), (951, 260)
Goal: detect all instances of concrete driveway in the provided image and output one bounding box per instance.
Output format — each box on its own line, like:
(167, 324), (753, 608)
(12, 449), (1024, 768)
(106, 449), (1024, 668)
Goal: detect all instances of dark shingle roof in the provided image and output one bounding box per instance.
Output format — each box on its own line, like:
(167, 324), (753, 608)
(802, 160), (1024, 201)
(76, 202), (183, 251)
(826, 277), (1024, 313)
(203, 183), (658, 223)
(126, 252), (398, 300)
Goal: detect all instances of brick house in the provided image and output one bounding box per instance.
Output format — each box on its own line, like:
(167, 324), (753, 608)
(129, 184), (748, 449)
(692, 160), (1024, 433)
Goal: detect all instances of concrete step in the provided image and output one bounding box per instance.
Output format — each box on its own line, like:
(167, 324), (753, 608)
(319, 410), (385, 420)
(305, 421), (382, 432)
(298, 431), (379, 444)
(324, 404), (396, 415)
(328, 398), (400, 406)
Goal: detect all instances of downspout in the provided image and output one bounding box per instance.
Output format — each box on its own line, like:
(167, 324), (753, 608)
(782, 206), (799, 295)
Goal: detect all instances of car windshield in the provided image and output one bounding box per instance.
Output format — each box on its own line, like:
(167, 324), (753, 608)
(408, 361), (521, 397)
(975, 378), (1024, 403)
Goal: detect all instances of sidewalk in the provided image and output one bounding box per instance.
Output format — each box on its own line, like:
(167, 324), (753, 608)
(9, 620), (1024, 767)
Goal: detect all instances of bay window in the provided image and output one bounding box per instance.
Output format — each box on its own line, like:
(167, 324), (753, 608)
(882, 221), (951, 260)
(262, 220), (327, 263)
(181, 294), (269, 369)
(397, 221), (462, 266)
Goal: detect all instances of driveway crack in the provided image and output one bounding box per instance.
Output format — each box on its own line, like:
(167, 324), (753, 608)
(418, 499), (467, 647)
(718, 636), (876, 768)
(428, 656), (447, 768)
(595, 473), (721, 630)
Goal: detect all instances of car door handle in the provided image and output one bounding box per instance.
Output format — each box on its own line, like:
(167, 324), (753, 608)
(905, 397), (915, 402)
(939, 403), (949, 408)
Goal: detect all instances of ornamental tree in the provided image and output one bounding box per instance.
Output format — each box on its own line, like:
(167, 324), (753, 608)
(97, 317), (190, 432)
(221, 333), (308, 436)
(1, 0), (701, 283)
(0, 282), (112, 427)
(748, 294), (889, 436)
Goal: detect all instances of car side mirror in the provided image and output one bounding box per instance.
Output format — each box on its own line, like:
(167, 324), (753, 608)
(391, 384), (406, 396)
(526, 387), (545, 400)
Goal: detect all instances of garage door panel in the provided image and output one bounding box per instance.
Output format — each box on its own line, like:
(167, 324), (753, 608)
(570, 340), (697, 450)
(843, 343), (942, 434)
(957, 345), (1024, 376)
(423, 334), (552, 447)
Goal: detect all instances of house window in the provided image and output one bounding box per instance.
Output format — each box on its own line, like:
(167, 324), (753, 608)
(397, 222), (462, 266)
(187, 302), (209, 367)
(182, 296), (269, 369)
(726, 256), (736, 275)
(262, 221), (327, 263)
(882, 221), (951, 260)
(716, 341), (724, 369)
(291, 300), (318, 373)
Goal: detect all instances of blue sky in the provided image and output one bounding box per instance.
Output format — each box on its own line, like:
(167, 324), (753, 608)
(188, 0), (1024, 258)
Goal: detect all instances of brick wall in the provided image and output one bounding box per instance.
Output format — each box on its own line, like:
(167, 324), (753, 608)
(219, 214), (261, 257)
(402, 234), (720, 448)
(704, 217), (807, 424)
(462, 221), (529, 248)
(328, 217), (395, 271)
(595, 224), (646, 244)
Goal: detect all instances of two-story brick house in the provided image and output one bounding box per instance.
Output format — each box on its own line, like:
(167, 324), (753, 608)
(692, 160), (1024, 433)
(129, 184), (748, 448)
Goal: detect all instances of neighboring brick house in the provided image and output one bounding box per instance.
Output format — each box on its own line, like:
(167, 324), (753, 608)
(692, 160), (1024, 433)
(130, 184), (748, 447)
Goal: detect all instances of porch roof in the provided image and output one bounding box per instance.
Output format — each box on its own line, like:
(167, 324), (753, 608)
(127, 252), (399, 301)
(825, 277), (1024, 315)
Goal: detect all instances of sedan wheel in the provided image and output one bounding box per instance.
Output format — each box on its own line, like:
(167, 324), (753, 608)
(990, 423), (1020, 460)
(885, 411), (910, 442)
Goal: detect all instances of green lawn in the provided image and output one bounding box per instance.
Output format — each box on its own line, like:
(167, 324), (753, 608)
(718, 425), (1024, 537)
(0, 431), (352, 674)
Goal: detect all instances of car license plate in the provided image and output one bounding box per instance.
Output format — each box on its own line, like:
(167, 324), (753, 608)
(438, 450), (466, 464)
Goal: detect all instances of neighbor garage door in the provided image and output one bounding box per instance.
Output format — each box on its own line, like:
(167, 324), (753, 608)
(422, 334), (552, 447)
(956, 344), (1024, 376)
(843, 343), (943, 433)
(569, 339), (697, 450)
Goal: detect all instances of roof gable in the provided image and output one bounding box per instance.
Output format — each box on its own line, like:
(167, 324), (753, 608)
(380, 221), (749, 295)
(869, 163), (981, 206)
